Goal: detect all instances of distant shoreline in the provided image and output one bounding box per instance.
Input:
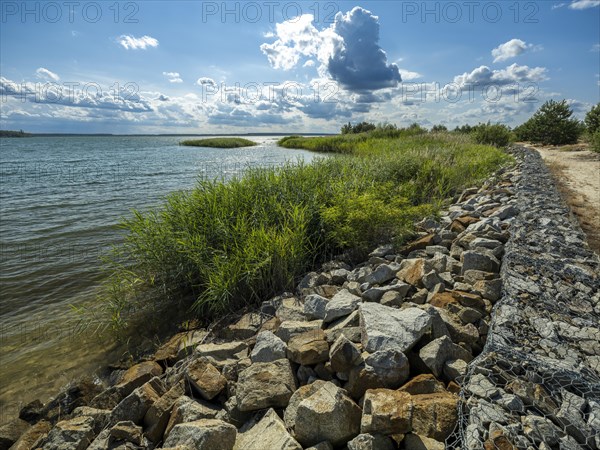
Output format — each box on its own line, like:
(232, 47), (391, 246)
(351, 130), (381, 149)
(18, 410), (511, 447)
(0, 131), (334, 137)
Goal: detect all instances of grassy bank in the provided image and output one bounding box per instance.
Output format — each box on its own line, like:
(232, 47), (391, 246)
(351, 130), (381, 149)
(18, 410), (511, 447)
(105, 132), (510, 327)
(179, 137), (257, 148)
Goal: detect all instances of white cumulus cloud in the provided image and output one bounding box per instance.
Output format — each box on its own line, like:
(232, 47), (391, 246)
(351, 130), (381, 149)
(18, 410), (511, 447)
(399, 70), (422, 81)
(260, 7), (401, 92)
(163, 72), (183, 83)
(454, 63), (548, 89)
(118, 35), (159, 50)
(35, 67), (60, 82)
(491, 39), (536, 63)
(569, 0), (600, 8)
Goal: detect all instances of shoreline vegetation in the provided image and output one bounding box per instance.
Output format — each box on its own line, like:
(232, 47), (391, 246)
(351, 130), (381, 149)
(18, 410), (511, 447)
(105, 126), (511, 331)
(179, 137), (258, 148)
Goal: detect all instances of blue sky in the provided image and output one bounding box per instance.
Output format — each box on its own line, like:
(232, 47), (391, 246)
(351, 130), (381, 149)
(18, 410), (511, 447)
(1, 0), (599, 133)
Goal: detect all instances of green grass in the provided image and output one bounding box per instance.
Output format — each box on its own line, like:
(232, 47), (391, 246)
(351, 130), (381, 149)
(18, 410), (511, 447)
(179, 137), (258, 148)
(104, 132), (511, 329)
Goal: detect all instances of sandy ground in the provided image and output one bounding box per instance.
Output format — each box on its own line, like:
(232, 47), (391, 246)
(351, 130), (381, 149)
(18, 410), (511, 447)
(522, 143), (600, 254)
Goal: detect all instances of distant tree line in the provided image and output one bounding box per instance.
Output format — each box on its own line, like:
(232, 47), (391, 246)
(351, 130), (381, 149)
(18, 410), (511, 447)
(341, 99), (600, 152)
(0, 129), (31, 137)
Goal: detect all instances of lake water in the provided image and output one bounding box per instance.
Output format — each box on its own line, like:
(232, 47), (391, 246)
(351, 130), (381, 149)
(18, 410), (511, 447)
(0, 135), (318, 415)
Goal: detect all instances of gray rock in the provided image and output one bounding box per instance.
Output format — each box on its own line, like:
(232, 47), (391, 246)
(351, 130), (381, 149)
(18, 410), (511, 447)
(330, 269), (350, 285)
(293, 382), (361, 447)
(347, 433), (395, 450)
(346, 349), (410, 398)
(276, 320), (323, 343)
(304, 294), (330, 320)
(329, 335), (363, 373)
(0, 419), (31, 450)
(41, 416), (95, 450)
(111, 377), (164, 424)
(402, 433), (445, 449)
(521, 414), (562, 446)
(195, 341), (249, 367)
(359, 303), (432, 353)
(379, 290), (405, 307)
(364, 264), (399, 285)
(250, 331), (287, 363)
(361, 283), (411, 303)
(165, 396), (221, 439)
(461, 250), (500, 274)
(236, 359), (297, 411)
(163, 419), (236, 449)
(490, 204), (518, 219)
(467, 373), (499, 399)
(419, 335), (473, 378)
(235, 408), (301, 450)
(443, 359), (468, 381)
(472, 278), (502, 302)
(323, 289), (362, 322)
(422, 270), (443, 290)
(284, 380), (328, 430)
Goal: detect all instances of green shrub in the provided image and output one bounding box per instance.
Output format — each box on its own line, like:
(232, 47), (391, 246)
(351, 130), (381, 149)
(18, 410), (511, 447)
(472, 123), (512, 147)
(106, 133), (510, 327)
(589, 130), (600, 153)
(584, 103), (600, 135)
(516, 100), (582, 145)
(431, 125), (448, 133)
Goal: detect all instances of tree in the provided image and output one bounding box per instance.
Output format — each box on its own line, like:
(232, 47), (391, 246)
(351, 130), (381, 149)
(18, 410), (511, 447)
(431, 124), (448, 132)
(472, 123), (512, 147)
(585, 103), (600, 153)
(516, 99), (582, 145)
(585, 103), (600, 134)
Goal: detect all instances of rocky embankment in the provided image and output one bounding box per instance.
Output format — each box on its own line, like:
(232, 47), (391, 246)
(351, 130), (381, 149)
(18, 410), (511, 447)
(454, 146), (600, 449)
(1, 146), (597, 450)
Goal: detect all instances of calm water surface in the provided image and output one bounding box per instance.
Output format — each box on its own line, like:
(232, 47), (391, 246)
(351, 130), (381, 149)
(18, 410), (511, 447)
(0, 135), (318, 414)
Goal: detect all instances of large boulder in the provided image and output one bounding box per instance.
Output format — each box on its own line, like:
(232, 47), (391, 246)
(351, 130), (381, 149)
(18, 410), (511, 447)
(411, 391), (458, 441)
(111, 377), (164, 425)
(419, 335), (473, 378)
(276, 320), (323, 342)
(143, 381), (185, 442)
(329, 335), (363, 373)
(250, 330), (287, 363)
(359, 303), (432, 352)
(115, 361), (163, 397)
(236, 359), (297, 411)
(8, 420), (51, 450)
(41, 416), (95, 450)
(185, 358), (227, 401)
(287, 330), (329, 365)
(346, 349), (410, 399)
(361, 389), (413, 435)
(0, 419), (30, 450)
(284, 381), (328, 430)
(323, 290), (362, 323)
(234, 409), (301, 450)
(164, 396), (221, 439)
(163, 419), (236, 449)
(461, 250), (500, 274)
(195, 342), (249, 368)
(293, 382), (361, 447)
(304, 294), (330, 320)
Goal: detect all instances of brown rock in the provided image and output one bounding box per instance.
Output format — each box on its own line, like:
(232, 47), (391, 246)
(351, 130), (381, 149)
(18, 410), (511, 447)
(110, 420), (143, 445)
(111, 377), (165, 424)
(484, 429), (517, 450)
(287, 330), (329, 365)
(401, 234), (437, 255)
(164, 396), (221, 439)
(453, 291), (486, 310)
(143, 381), (185, 442)
(428, 291), (461, 309)
(0, 419), (30, 449)
(116, 361), (163, 396)
(361, 389), (413, 435)
(9, 420), (51, 450)
(236, 359), (297, 412)
(398, 374), (446, 395)
(220, 313), (264, 340)
(411, 392), (458, 441)
(396, 259), (427, 287)
(185, 359), (227, 401)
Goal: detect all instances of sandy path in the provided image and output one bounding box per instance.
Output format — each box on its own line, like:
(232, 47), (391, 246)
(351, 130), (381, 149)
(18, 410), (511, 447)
(523, 144), (600, 254)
